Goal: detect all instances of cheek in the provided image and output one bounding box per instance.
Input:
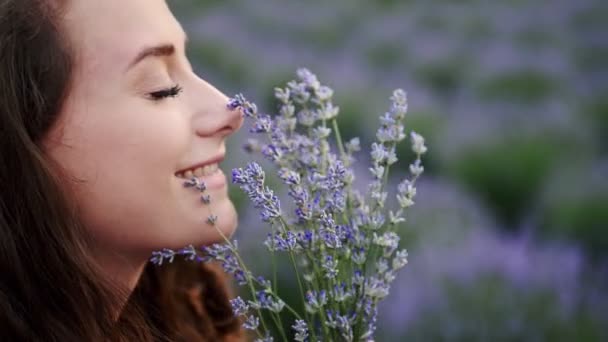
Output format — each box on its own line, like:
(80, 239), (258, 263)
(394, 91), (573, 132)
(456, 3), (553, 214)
(62, 99), (190, 178)
(79, 172), (239, 253)
(48, 100), (196, 249)
(67, 118), (240, 251)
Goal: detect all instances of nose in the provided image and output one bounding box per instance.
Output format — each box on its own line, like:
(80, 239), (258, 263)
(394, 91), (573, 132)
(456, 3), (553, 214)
(188, 77), (244, 138)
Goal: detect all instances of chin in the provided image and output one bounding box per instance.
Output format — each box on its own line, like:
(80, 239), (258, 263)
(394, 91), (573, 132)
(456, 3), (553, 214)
(152, 196), (239, 253)
(196, 198), (239, 246)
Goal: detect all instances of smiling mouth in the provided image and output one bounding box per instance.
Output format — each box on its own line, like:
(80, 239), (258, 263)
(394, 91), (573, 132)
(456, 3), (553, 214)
(175, 163), (220, 179)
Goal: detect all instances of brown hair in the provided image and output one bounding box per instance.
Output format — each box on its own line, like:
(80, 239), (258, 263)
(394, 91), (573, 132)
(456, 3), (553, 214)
(0, 0), (242, 340)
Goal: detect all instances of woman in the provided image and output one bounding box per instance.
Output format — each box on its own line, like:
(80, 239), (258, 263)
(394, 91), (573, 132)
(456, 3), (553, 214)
(0, 0), (245, 340)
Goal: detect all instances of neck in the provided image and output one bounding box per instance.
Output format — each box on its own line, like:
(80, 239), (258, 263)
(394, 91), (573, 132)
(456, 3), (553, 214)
(92, 247), (149, 320)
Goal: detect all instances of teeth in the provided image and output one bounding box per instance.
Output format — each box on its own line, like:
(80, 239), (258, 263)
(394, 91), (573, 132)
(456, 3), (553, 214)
(176, 163), (219, 179)
(202, 164), (218, 175)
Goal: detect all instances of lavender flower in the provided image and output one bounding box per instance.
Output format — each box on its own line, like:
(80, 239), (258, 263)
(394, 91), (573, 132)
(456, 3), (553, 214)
(150, 68), (427, 341)
(392, 249), (409, 270)
(332, 282), (354, 302)
(233, 163), (282, 223)
(326, 310), (356, 341)
(322, 255), (339, 279)
(305, 290), (328, 313)
(230, 296), (249, 316)
(249, 290), (286, 313)
(410, 131), (427, 155)
(198, 242), (250, 286)
(206, 214), (218, 225)
(292, 319), (309, 341)
(396, 179), (416, 208)
(364, 276), (390, 300)
(243, 315), (260, 330)
(149, 248), (175, 266)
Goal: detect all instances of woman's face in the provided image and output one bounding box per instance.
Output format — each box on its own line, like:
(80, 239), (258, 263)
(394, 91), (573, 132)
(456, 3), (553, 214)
(43, 0), (243, 258)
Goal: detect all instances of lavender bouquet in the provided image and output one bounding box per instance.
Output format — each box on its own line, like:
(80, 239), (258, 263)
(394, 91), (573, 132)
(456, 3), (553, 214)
(151, 68), (427, 341)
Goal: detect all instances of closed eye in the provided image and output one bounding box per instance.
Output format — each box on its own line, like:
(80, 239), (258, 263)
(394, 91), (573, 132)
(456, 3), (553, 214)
(148, 84), (183, 101)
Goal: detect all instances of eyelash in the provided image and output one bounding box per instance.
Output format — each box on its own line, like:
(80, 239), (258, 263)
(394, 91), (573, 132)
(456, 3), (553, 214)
(148, 84), (183, 101)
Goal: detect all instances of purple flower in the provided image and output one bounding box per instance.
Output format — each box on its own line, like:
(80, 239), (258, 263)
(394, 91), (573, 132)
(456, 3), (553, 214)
(376, 125), (406, 143)
(297, 68), (321, 90)
(226, 94), (245, 111)
(199, 243), (249, 285)
(294, 202), (313, 222)
(206, 214), (218, 225)
(195, 182), (208, 193)
(274, 87), (290, 104)
(322, 255), (339, 279)
(230, 296), (249, 317)
(320, 227), (342, 249)
(255, 276), (272, 289)
(243, 315), (260, 330)
(261, 144), (283, 162)
(352, 247), (367, 265)
(149, 248), (176, 265)
(233, 163), (282, 223)
(305, 289), (328, 313)
(289, 81), (311, 104)
(250, 290), (285, 313)
(332, 282), (353, 302)
(292, 319), (309, 342)
(177, 245), (197, 261)
(297, 109), (317, 126)
(361, 298), (378, 339)
(200, 194), (211, 204)
(251, 114), (273, 133)
(364, 276), (390, 300)
(370, 142), (388, 163)
(264, 231), (298, 252)
(278, 168), (301, 186)
(179, 71), (429, 341)
(353, 270), (365, 287)
(325, 191), (347, 213)
(316, 85), (334, 101)
(296, 230), (316, 250)
(325, 309), (356, 340)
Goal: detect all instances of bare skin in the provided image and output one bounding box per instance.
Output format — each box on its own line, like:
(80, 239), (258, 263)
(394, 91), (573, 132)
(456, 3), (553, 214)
(43, 0), (243, 292)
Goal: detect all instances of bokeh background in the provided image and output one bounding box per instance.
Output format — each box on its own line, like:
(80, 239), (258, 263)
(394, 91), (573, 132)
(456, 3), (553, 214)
(171, 1), (608, 340)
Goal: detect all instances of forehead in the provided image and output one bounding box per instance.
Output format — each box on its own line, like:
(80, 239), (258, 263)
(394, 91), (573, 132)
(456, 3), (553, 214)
(61, 0), (183, 76)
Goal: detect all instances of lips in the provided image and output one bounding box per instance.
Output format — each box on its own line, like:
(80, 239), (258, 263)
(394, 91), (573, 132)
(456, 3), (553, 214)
(174, 153), (228, 191)
(175, 163), (219, 179)
(175, 154), (225, 178)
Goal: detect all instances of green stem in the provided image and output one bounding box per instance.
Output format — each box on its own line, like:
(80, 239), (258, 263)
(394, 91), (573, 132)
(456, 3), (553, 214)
(331, 118), (346, 160)
(271, 241), (278, 295)
(330, 117), (355, 232)
(306, 250), (332, 340)
(288, 252), (306, 311)
(354, 141), (398, 339)
(269, 310), (289, 342)
(212, 225), (270, 333)
(276, 216), (318, 333)
(301, 249), (320, 342)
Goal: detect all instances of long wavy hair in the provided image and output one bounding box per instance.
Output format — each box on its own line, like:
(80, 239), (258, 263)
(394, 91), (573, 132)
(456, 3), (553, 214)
(0, 0), (242, 340)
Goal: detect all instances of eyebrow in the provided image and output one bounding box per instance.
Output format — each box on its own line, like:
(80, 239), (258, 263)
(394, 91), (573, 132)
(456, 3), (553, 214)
(126, 31), (189, 71)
